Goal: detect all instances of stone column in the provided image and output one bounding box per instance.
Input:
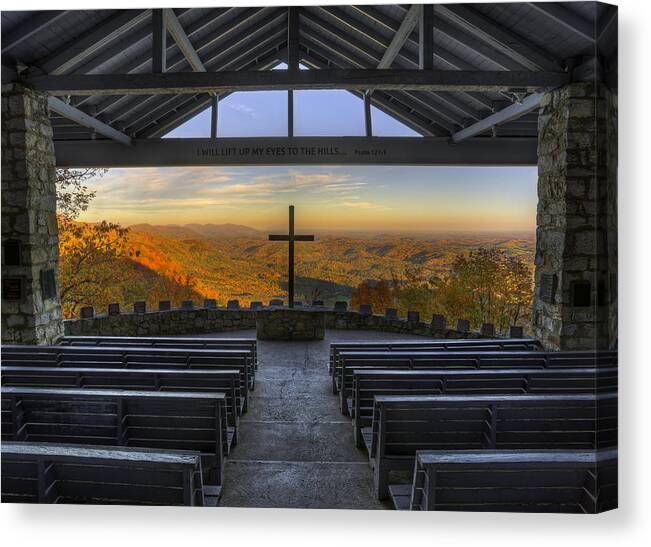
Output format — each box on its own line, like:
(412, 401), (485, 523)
(1, 83), (63, 344)
(532, 82), (617, 350)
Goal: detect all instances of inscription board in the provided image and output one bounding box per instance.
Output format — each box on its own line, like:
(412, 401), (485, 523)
(539, 273), (557, 303)
(40, 269), (57, 300)
(2, 278), (23, 301)
(55, 138), (539, 168)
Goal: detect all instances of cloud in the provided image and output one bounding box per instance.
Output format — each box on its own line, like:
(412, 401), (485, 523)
(320, 182), (367, 193)
(341, 201), (385, 209)
(225, 102), (258, 119)
(82, 166), (377, 223)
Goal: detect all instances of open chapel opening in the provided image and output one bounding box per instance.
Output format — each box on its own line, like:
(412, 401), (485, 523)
(2, 3), (617, 353)
(0, 3), (618, 514)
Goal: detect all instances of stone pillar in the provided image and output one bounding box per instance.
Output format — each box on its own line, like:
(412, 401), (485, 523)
(532, 82), (617, 350)
(1, 83), (63, 344)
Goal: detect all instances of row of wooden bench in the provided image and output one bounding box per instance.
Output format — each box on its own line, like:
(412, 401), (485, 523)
(328, 339), (618, 513)
(58, 335), (258, 369)
(1, 336), (258, 506)
(332, 343), (617, 415)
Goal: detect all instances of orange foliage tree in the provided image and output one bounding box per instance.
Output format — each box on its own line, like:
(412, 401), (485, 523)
(350, 279), (394, 312)
(57, 169), (132, 318)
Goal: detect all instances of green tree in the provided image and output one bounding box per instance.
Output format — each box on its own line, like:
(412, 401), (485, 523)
(391, 247), (534, 331)
(433, 247), (533, 331)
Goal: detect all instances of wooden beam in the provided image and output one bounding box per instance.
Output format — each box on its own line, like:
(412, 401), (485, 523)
(364, 91), (373, 137)
(450, 92), (544, 143)
(92, 11), (285, 123)
(287, 6), (299, 138)
(527, 2), (595, 43)
(434, 4), (560, 71)
(287, 6), (300, 71)
(162, 9), (206, 72)
(288, 90), (294, 137)
(2, 11), (69, 54)
(53, 137), (538, 168)
(27, 69), (569, 96)
(37, 10), (151, 75)
(152, 9), (166, 73)
(48, 97), (132, 146)
(419, 5), (434, 70)
(431, 13), (528, 70)
(378, 4), (421, 69)
(138, 48), (284, 138)
(210, 95), (219, 139)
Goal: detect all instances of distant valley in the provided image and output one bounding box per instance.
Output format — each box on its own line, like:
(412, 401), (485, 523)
(123, 223), (535, 306)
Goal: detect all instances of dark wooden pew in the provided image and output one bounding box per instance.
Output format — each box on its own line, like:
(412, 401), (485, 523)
(1, 442), (214, 506)
(1, 386), (229, 492)
(330, 338), (541, 382)
(367, 393), (617, 499)
(350, 367), (618, 447)
(1, 345), (253, 409)
(58, 335), (258, 370)
(1, 366), (243, 443)
(390, 448), (618, 513)
(336, 349), (617, 413)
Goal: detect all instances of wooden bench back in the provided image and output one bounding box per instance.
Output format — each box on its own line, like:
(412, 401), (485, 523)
(1, 386), (228, 486)
(371, 393), (617, 458)
(1, 344), (254, 395)
(59, 335), (257, 366)
(329, 338), (542, 387)
(336, 349), (617, 413)
(330, 338), (541, 369)
(1, 442), (207, 506)
(351, 367), (618, 432)
(408, 448), (617, 513)
(1, 366), (244, 426)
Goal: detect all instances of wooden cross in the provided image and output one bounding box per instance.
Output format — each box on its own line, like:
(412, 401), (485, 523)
(268, 205), (314, 308)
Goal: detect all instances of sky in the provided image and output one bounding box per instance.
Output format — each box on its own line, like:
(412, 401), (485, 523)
(79, 67), (538, 233)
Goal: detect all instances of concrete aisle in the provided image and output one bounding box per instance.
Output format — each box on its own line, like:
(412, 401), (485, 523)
(212, 329), (422, 510)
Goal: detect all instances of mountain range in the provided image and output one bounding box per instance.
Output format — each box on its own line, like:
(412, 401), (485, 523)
(123, 223), (535, 306)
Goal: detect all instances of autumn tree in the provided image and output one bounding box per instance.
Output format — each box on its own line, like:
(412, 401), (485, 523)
(56, 168), (131, 318)
(392, 265), (438, 318)
(433, 247), (533, 330)
(351, 279), (394, 312)
(389, 248), (533, 331)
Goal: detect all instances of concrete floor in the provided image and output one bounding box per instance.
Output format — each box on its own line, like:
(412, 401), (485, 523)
(196, 329), (425, 510)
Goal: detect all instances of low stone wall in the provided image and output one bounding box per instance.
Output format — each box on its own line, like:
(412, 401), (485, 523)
(64, 305), (521, 340)
(256, 308), (326, 341)
(64, 308), (257, 337)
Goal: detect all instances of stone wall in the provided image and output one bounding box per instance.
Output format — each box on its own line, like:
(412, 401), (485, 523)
(64, 306), (515, 340)
(64, 308), (257, 337)
(1, 83), (63, 344)
(256, 308), (326, 341)
(532, 82), (617, 350)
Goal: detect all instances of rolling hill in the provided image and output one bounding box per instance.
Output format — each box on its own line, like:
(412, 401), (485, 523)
(122, 223), (535, 306)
